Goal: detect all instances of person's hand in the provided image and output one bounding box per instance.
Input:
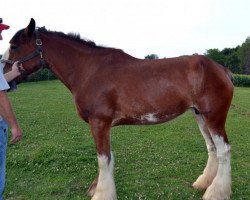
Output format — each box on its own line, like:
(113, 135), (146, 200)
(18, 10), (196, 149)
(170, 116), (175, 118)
(10, 125), (23, 144)
(12, 62), (24, 76)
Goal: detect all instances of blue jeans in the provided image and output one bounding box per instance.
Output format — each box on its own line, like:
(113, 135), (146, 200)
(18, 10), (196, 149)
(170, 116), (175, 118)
(0, 120), (8, 200)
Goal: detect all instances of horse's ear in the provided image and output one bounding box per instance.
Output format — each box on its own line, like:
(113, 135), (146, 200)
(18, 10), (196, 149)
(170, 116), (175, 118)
(24, 18), (36, 39)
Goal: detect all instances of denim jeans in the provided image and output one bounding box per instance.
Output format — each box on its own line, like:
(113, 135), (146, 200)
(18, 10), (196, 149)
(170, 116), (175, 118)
(0, 120), (8, 200)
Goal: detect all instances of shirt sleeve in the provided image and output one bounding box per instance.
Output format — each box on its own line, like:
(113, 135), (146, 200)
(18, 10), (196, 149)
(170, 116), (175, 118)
(0, 62), (10, 91)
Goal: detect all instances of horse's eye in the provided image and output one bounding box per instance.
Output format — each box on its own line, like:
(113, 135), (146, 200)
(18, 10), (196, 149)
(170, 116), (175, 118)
(10, 45), (18, 50)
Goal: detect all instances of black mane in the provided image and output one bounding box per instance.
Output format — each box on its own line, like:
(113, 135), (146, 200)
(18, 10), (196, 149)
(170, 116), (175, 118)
(11, 26), (108, 50)
(38, 27), (106, 49)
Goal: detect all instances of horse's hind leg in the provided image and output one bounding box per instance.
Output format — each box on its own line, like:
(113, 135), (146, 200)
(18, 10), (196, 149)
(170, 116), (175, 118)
(192, 110), (218, 190)
(202, 127), (231, 200)
(197, 103), (232, 199)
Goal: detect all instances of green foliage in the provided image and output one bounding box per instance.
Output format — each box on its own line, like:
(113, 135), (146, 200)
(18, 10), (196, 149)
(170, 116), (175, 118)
(233, 74), (250, 87)
(225, 52), (241, 73)
(205, 48), (226, 65)
(238, 37), (250, 74)
(205, 47), (242, 74)
(145, 54), (159, 59)
(26, 68), (56, 82)
(205, 36), (250, 75)
(4, 80), (250, 199)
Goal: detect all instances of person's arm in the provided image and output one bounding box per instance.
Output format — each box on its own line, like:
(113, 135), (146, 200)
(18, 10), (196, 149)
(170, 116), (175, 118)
(4, 62), (22, 82)
(0, 61), (23, 144)
(0, 90), (22, 144)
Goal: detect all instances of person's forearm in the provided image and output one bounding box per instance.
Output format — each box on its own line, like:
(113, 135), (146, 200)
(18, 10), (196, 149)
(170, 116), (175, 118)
(4, 71), (18, 82)
(0, 91), (19, 128)
(4, 62), (22, 82)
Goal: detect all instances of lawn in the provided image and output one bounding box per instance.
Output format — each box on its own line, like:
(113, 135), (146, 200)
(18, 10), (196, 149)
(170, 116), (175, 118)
(4, 80), (250, 200)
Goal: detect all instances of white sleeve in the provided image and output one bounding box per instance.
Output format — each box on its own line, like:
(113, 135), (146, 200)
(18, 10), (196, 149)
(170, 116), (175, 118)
(0, 62), (10, 91)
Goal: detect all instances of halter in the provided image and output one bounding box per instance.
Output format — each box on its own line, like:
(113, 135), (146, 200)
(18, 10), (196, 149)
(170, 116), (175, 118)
(1, 28), (46, 69)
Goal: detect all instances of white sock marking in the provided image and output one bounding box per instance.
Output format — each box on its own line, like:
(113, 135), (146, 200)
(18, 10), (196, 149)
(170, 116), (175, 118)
(203, 134), (231, 200)
(193, 115), (218, 189)
(92, 153), (117, 200)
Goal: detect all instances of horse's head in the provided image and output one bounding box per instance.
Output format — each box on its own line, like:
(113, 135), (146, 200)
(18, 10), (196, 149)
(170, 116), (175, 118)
(3, 18), (45, 83)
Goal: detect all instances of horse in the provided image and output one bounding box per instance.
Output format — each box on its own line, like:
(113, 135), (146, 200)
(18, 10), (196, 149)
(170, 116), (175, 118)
(2, 18), (234, 200)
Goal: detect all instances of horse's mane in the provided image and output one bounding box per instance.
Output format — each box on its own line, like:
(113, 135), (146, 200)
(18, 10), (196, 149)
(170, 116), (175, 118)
(11, 26), (136, 61)
(38, 27), (108, 50)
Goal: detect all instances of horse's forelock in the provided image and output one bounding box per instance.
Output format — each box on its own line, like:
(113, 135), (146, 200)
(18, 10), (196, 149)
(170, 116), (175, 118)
(10, 29), (25, 43)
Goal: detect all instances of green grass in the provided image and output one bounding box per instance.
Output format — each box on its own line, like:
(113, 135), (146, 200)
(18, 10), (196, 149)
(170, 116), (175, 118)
(4, 80), (250, 200)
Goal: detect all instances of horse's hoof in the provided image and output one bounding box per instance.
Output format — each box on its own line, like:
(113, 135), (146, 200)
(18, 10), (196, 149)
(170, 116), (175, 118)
(193, 174), (213, 190)
(86, 179), (98, 197)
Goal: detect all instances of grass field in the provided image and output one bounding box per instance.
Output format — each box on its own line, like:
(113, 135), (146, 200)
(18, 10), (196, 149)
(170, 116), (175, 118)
(4, 80), (250, 200)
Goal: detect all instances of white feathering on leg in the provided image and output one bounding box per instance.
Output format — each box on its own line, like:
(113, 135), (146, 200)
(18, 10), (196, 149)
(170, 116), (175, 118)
(192, 114), (218, 190)
(92, 153), (117, 200)
(203, 134), (231, 200)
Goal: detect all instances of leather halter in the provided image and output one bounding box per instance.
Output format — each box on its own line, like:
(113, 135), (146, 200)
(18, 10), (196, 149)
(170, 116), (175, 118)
(1, 28), (45, 68)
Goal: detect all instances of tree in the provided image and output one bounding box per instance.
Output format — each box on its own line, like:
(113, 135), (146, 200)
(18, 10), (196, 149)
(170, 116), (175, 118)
(205, 47), (242, 74)
(238, 37), (250, 74)
(145, 54), (159, 60)
(205, 49), (225, 66)
(226, 52), (242, 74)
(222, 46), (241, 74)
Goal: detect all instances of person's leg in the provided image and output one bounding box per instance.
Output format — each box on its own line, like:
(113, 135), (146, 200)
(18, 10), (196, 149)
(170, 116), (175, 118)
(0, 120), (8, 200)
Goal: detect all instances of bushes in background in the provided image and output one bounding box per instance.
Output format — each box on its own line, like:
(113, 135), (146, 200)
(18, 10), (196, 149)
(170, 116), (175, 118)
(26, 68), (56, 82)
(233, 74), (250, 87)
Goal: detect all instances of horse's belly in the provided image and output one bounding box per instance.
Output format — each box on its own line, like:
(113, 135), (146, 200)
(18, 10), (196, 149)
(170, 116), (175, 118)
(112, 88), (191, 126)
(112, 110), (184, 126)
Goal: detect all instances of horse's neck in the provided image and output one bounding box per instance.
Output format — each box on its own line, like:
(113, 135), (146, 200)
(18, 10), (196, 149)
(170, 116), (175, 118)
(42, 34), (97, 92)
(41, 33), (137, 92)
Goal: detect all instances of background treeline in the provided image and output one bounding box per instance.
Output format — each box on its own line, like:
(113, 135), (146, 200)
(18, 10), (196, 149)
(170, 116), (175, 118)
(25, 68), (56, 82)
(205, 37), (250, 75)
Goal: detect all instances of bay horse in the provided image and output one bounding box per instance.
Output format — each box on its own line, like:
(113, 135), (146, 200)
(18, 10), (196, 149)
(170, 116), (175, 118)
(2, 19), (233, 200)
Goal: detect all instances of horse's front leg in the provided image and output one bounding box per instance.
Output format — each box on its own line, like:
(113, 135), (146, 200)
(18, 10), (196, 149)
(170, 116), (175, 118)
(88, 118), (117, 200)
